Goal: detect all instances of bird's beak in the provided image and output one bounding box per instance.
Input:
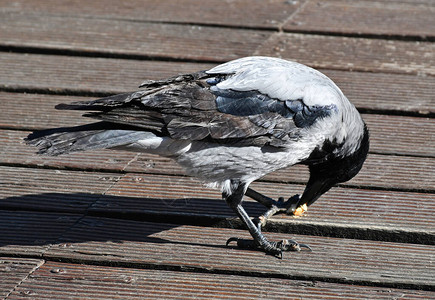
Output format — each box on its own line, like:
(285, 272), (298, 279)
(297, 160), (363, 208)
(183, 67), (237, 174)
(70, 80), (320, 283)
(294, 177), (334, 210)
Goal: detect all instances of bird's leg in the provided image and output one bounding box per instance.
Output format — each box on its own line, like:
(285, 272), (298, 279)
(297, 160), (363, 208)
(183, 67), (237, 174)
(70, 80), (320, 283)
(225, 181), (310, 258)
(245, 188), (307, 218)
(253, 196), (311, 254)
(244, 188), (277, 209)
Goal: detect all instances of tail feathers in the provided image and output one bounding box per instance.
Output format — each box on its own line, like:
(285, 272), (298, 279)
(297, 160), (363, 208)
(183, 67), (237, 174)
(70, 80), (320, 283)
(54, 92), (145, 111)
(25, 122), (152, 156)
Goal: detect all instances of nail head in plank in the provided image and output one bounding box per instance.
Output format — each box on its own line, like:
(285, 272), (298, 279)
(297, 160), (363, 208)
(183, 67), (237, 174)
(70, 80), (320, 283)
(0, 257), (44, 299)
(45, 216), (435, 289)
(9, 260), (435, 299)
(96, 173), (435, 242)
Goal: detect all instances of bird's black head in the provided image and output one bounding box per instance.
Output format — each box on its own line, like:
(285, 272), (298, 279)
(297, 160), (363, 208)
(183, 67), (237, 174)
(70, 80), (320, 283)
(297, 124), (369, 208)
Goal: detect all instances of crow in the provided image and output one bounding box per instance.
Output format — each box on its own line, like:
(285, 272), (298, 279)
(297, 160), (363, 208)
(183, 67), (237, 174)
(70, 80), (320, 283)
(25, 56), (369, 257)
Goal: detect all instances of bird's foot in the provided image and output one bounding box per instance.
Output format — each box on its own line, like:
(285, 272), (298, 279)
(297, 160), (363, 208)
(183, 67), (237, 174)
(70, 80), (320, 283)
(226, 237), (312, 258)
(258, 195), (307, 228)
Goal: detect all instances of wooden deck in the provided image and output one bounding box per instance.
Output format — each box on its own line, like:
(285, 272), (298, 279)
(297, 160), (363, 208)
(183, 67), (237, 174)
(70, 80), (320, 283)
(0, 1), (434, 298)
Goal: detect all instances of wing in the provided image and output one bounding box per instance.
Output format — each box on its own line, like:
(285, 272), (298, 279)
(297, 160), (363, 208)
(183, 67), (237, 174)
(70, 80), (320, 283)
(56, 57), (338, 148)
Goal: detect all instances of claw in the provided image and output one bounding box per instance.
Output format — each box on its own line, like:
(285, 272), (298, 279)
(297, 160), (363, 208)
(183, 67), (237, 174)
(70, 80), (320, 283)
(279, 239), (312, 252)
(299, 243), (313, 251)
(227, 237), (311, 258)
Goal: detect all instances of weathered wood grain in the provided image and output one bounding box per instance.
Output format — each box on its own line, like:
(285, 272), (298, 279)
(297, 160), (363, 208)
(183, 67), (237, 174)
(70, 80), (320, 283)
(0, 53), (215, 95)
(321, 69), (435, 115)
(2, 92), (433, 156)
(0, 0), (433, 296)
(0, 0), (299, 30)
(0, 12), (270, 62)
(255, 33), (435, 75)
(0, 258), (43, 299)
(44, 216), (435, 289)
(1, 13), (434, 75)
(0, 166), (120, 213)
(266, 153), (435, 192)
(2, 130), (434, 192)
(127, 152), (435, 192)
(9, 261), (435, 299)
(0, 164), (433, 243)
(96, 173), (435, 243)
(1, 53), (433, 114)
(0, 53), (214, 95)
(363, 114), (435, 157)
(0, 211), (82, 256)
(0, 93), (90, 130)
(285, 0), (435, 39)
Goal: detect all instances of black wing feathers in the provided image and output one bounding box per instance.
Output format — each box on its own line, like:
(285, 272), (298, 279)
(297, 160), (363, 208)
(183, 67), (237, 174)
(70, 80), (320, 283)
(54, 72), (335, 147)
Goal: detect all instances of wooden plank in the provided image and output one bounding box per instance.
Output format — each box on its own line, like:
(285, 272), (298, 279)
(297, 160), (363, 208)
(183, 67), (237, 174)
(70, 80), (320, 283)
(1, 12), (433, 76)
(0, 258), (43, 299)
(284, 0), (435, 39)
(0, 211), (82, 256)
(0, 166), (120, 213)
(363, 114), (435, 157)
(44, 216), (435, 289)
(2, 92), (433, 156)
(321, 69), (435, 115)
(95, 173), (435, 243)
(266, 153), (435, 192)
(0, 12), (270, 62)
(1, 53), (434, 114)
(0, 162), (432, 243)
(0, 93), (90, 130)
(0, 0), (299, 30)
(255, 33), (435, 75)
(126, 152), (435, 192)
(9, 261), (435, 299)
(2, 129), (434, 192)
(94, 173), (244, 218)
(0, 53), (214, 95)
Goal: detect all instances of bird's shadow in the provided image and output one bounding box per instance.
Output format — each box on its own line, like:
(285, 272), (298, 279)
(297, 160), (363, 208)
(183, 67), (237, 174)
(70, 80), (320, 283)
(0, 192), (266, 250)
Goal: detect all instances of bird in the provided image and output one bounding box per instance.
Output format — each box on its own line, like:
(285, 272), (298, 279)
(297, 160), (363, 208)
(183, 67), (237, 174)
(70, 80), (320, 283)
(25, 56), (369, 258)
